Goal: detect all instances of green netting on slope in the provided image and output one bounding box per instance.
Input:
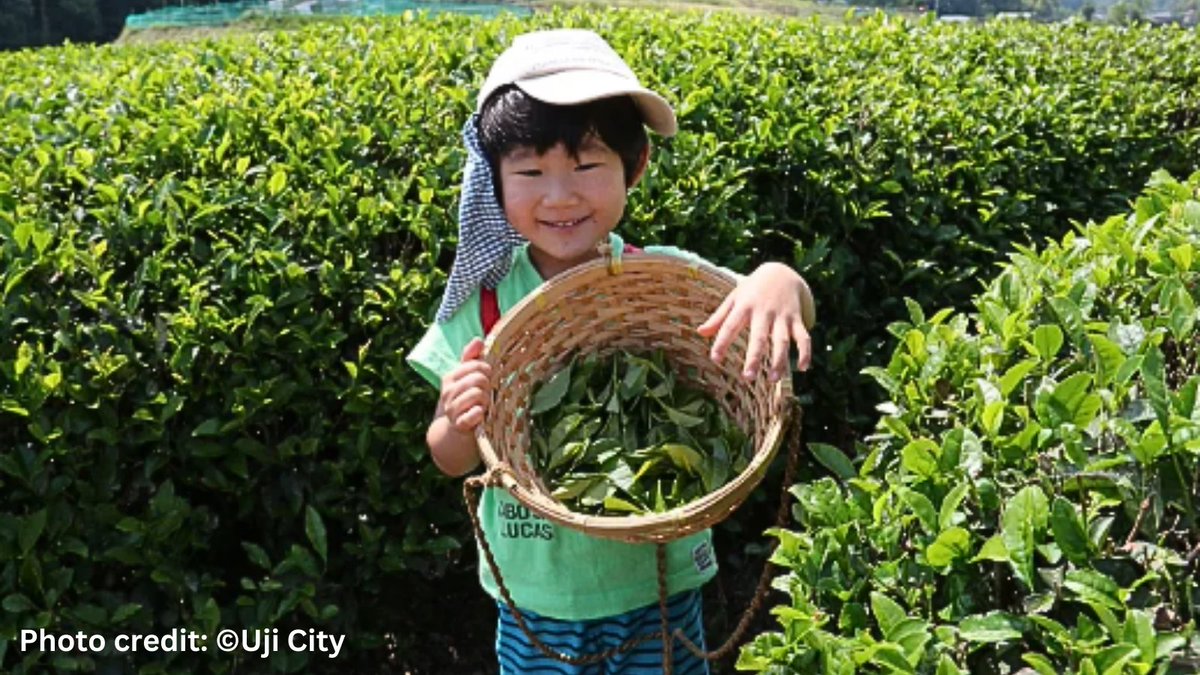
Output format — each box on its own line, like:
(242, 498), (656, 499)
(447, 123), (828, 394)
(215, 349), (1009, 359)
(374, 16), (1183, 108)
(124, 0), (529, 29)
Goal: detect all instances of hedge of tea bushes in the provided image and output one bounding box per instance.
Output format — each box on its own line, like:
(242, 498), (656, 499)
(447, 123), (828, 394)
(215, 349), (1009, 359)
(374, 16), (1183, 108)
(1, 7), (1199, 672)
(622, 15), (1200, 439)
(741, 170), (1200, 672)
(0, 20), (469, 675)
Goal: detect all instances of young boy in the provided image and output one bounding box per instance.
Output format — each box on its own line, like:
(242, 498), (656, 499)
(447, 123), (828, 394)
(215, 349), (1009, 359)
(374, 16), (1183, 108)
(407, 28), (815, 674)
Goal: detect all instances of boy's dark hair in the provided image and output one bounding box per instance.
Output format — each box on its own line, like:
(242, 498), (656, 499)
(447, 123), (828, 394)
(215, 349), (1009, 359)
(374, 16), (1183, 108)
(478, 85), (649, 197)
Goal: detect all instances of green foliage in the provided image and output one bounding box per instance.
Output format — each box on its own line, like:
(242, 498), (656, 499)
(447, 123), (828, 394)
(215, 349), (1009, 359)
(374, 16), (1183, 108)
(529, 349), (751, 515)
(0, 17), (464, 673)
(741, 171), (1200, 672)
(0, 7), (1198, 671)
(624, 13), (1200, 444)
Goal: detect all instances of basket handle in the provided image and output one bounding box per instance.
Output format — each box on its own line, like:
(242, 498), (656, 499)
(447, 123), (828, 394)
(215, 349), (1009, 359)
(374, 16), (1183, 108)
(595, 240), (624, 275)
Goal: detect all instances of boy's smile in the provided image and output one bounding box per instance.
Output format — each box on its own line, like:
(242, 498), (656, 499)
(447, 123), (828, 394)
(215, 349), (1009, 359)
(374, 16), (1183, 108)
(498, 135), (643, 280)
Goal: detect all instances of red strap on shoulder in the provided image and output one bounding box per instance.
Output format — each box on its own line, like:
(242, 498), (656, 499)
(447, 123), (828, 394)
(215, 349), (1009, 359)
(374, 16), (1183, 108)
(480, 287), (501, 336)
(480, 245), (640, 335)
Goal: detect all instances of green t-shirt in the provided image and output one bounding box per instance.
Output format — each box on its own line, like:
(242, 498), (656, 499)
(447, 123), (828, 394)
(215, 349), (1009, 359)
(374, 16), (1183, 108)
(407, 232), (722, 621)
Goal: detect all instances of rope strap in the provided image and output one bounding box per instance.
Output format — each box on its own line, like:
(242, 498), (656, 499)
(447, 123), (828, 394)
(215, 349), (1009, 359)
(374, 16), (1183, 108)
(464, 467), (667, 666)
(462, 397), (806, 670)
(672, 398), (805, 663)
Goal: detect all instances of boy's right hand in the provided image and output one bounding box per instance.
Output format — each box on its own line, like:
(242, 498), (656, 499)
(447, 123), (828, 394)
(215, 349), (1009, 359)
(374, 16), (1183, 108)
(438, 338), (492, 432)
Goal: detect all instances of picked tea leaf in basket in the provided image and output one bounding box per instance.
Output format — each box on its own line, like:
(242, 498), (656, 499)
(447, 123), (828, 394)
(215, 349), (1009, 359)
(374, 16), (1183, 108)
(529, 348), (752, 516)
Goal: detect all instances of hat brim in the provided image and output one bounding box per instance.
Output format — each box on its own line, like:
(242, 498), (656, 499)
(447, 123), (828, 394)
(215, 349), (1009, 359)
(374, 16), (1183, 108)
(515, 70), (677, 137)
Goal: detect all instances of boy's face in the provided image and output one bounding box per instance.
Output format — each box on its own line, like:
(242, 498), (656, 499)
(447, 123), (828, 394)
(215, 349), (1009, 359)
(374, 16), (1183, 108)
(497, 134), (640, 280)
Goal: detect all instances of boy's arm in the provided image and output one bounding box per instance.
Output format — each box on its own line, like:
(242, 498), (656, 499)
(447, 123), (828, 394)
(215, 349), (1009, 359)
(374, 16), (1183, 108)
(426, 400), (482, 477)
(422, 337), (491, 477)
(407, 306), (489, 477)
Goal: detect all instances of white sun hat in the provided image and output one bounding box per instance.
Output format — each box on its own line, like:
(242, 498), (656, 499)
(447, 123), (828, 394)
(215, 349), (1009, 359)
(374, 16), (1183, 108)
(477, 28), (677, 137)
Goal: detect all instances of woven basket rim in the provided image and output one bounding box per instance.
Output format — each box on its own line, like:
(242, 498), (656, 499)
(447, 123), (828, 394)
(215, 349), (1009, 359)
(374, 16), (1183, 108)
(485, 253), (741, 349)
(475, 253), (792, 541)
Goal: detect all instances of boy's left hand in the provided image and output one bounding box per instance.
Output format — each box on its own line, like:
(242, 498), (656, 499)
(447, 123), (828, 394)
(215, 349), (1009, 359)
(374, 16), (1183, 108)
(697, 262), (815, 381)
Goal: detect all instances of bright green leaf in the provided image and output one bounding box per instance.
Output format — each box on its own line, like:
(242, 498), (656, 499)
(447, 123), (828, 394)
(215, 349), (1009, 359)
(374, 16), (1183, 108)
(925, 527), (970, 568)
(1031, 325), (1063, 361)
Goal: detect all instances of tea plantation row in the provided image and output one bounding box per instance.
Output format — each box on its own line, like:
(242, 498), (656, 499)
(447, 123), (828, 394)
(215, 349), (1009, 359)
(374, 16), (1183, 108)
(743, 169), (1200, 673)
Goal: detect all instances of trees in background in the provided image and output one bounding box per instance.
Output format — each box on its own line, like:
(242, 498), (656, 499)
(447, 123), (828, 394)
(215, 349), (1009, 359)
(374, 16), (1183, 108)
(1108, 0), (1150, 21)
(0, 0), (158, 50)
(0, 0), (36, 49)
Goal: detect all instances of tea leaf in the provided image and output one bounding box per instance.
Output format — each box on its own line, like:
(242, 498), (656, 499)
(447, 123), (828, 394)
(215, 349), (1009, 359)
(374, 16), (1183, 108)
(1091, 644), (1138, 675)
(664, 406), (706, 428)
(1064, 570), (1123, 611)
(1089, 335), (1124, 387)
(938, 483), (970, 530)
(900, 439), (939, 478)
(1022, 653), (1058, 675)
(999, 359), (1037, 397)
(935, 655), (964, 675)
(267, 169), (287, 196)
(959, 612), (1026, 643)
(15, 342), (33, 377)
(870, 644), (915, 673)
(900, 488), (937, 535)
(1050, 497), (1090, 564)
(1031, 325), (1063, 361)
(18, 509), (47, 556)
(1002, 486), (1049, 589)
(810, 442), (856, 479)
(608, 461), (637, 492)
(981, 401), (1005, 437)
(1140, 347), (1169, 432)
(1168, 285), (1196, 343)
(530, 349), (751, 515)
(620, 360), (649, 400)
(1122, 609), (1155, 667)
(889, 618), (931, 664)
(531, 362), (573, 415)
(552, 475), (604, 502)
(602, 495), (643, 514)
(305, 505), (327, 565)
(870, 592), (908, 637)
(925, 527), (970, 568)
(548, 413), (586, 454)
(1043, 372), (1100, 427)
(548, 441), (587, 473)
(662, 444), (703, 475)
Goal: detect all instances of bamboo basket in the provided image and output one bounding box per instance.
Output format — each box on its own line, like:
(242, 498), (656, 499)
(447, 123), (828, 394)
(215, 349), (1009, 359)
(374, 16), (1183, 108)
(476, 252), (793, 544)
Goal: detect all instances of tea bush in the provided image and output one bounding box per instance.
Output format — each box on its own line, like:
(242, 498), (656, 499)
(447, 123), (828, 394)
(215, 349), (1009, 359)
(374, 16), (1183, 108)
(1, 7), (1199, 672)
(741, 170), (1200, 673)
(0, 18), (467, 675)
(611, 14), (1200, 441)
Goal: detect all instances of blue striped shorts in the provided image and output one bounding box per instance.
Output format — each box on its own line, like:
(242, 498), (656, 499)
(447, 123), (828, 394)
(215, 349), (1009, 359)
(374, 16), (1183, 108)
(496, 590), (710, 674)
